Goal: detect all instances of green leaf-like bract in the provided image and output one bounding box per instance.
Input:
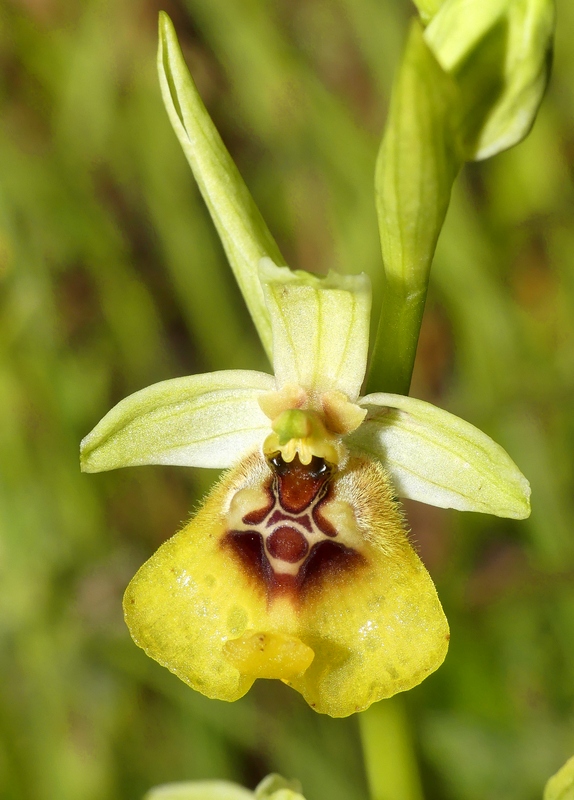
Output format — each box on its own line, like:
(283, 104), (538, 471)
(367, 21), (463, 395)
(157, 12), (285, 361)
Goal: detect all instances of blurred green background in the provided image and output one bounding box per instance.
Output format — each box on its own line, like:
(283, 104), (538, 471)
(1, 0), (573, 798)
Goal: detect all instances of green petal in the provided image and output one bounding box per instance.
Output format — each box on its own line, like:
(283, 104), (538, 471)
(544, 755), (574, 800)
(259, 259), (371, 400)
(158, 12), (285, 360)
(144, 782), (253, 800)
(349, 393), (531, 518)
(367, 21), (462, 396)
(80, 370), (274, 472)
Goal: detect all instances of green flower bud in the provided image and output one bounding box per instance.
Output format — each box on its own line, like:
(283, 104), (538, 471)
(544, 755), (574, 800)
(143, 775), (306, 800)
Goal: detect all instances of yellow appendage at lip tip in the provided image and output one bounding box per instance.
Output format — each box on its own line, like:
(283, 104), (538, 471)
(223, 631), (315, 679)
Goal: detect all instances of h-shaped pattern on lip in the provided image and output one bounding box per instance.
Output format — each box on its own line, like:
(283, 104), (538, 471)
(222, 453), (365, 600)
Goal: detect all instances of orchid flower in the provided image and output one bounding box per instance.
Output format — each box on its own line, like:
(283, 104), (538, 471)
(81, 257), (529, 717)
(80, 13), (531, 718)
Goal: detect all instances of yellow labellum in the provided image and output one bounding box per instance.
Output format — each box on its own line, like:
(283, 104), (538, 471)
(123, 451), (449, 716)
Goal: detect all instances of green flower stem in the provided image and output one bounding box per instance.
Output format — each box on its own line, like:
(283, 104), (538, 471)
(365, 272), (428, 396)
(360, 698), (424, 800)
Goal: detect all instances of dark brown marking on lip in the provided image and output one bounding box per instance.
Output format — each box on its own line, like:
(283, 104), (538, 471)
(269, 453), (334, 514)
(223, 530), (365, 604)
(222, 530), (297, 600)
(241, 483), (274, 526)
(266, 508), (312, 533)
(312, 483), (338, 538)
(268, 572), (297, 597)
(298, 540), (366, 596)
(223, 530), (272, 589)
(223, 451), (365, 604)
(312, 507), (338, 537)
(267, 526), (309, 563)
